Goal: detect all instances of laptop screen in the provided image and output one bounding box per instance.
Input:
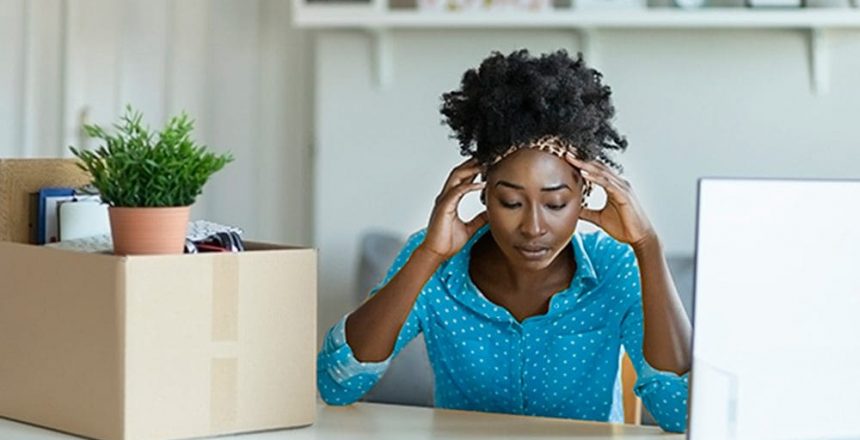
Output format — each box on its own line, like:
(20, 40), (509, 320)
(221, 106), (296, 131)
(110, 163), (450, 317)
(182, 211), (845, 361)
(689, 178), (860, 440)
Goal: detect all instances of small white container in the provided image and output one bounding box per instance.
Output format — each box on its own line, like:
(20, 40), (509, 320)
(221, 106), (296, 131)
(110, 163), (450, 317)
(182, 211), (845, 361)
(572, 0), (646, 9)
(746, 0), (801, 6)
(417, 0), (552, 10)
(675, 0), (707, 8)
(804, 0), (851, 6)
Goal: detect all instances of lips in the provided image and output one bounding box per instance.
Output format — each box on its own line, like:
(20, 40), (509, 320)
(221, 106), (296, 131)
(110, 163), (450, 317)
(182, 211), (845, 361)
(515, 245), (550, 260)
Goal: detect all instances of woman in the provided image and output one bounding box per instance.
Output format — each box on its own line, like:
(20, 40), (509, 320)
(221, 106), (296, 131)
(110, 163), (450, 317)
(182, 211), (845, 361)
(317, 49), (691, 433)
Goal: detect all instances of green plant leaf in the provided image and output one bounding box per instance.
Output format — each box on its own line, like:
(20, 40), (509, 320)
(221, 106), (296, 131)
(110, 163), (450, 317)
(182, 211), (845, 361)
(68, 106), (234, 207)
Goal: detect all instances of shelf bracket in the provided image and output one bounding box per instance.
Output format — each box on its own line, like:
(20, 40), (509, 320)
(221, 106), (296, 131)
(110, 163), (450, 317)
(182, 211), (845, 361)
(368, 28), (393, 89)
(808, 27), (830, 95)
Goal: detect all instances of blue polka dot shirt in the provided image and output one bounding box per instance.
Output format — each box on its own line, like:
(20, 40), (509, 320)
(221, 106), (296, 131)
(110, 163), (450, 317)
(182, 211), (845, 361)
(317, 224), (689, 432)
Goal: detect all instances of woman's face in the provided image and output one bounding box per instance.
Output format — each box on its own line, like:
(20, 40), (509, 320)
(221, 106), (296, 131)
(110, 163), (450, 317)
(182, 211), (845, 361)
(485, 148), (584, 271)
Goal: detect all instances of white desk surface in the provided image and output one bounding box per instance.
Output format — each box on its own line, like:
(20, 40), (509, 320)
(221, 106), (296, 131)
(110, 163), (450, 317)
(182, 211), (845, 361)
(1, 402), (684, 440)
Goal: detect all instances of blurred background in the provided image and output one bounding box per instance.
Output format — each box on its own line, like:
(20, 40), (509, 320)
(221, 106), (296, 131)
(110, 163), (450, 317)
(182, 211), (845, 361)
(2, 0), (859, 349)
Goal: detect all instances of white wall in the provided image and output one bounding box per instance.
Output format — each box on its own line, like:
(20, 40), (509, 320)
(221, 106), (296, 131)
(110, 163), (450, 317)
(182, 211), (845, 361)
(6, 3), (860, 345)
(0, 0), (313, 245)
(314, 28), (860, 336)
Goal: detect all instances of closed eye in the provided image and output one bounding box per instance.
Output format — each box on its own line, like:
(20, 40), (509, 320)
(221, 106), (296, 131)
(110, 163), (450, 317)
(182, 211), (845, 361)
(500, 201), (568, 210)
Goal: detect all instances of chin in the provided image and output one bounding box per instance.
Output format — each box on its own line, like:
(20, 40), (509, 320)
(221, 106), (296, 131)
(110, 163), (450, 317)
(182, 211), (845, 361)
(518, 259), (554, 271)
(510, 246), (561, 270)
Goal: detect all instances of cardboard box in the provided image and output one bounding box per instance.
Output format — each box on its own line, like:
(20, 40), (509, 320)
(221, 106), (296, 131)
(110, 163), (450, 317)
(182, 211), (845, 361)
(0, 241), (317, 440)
(0, 158), (91, 243)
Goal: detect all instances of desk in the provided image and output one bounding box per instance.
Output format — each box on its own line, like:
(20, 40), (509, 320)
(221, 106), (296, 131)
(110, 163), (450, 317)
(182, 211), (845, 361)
(0, 402), (683, 439)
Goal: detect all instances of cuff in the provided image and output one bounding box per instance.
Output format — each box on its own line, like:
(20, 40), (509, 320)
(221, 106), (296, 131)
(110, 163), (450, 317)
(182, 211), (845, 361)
(633, 359), (689, 393)
(319, 315), (392, 384)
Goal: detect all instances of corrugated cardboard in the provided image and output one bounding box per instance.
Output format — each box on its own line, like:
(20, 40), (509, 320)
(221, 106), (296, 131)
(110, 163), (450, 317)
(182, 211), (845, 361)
(0, 241), (317, 440)
(0, 158), (91, 243)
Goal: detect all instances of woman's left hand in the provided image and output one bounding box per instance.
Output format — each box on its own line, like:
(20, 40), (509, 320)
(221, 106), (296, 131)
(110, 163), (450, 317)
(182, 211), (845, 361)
(565, 152), (657, 248)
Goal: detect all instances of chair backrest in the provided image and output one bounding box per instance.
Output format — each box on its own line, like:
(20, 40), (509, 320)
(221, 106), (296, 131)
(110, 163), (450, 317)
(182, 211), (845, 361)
(621, 351), (642, 425)
(356, 231), (435, 407)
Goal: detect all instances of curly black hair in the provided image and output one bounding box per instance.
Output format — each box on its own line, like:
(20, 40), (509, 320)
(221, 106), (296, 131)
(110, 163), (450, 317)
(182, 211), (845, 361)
(440, 49), (627, 172)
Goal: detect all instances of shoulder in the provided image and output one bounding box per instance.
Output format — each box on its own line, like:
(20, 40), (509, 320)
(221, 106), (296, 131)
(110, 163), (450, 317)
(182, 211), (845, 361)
(370, 228), (434, 294)
(578, 228), (637, 281)
(579, 228), (634, 259)
(389, 228), (428, 268)
(403, 228), (428, 249)
(394, 228), (469, 275)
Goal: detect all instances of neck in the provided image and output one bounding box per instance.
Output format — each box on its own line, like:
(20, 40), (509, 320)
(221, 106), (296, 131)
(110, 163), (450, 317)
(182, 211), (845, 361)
(481, 234), (575, 294)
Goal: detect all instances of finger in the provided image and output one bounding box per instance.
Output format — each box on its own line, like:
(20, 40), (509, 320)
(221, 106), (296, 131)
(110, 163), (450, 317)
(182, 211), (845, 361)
(566, 154), (612, 179)
(578, 168), (612, 190)
(446, 161), (481, 183)
(567, 154), (629, 196)
(438, 168), (481, 205)
(564, 152), (596, 172)
(457, 157), (479, 167)
(453, 157), (479, 172)
(464, 211), (489, 235)
(438, 180), (485, 214)
(441, 161), (482, 194)
(566, 155), (617, 187)
(567, 154), (629, 189)
(587, 160), (631, 189)
(565, 153), (612, 175)
(580, 170), (628, 202)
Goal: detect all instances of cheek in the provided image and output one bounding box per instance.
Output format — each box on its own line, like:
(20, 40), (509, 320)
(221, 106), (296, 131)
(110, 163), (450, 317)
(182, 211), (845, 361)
(486, 206), (516, 232)
(485, 209), (519, 247)
(563, 202), (584, 221)
(542, 202), (581, 239)
(548, 207), (580, 235)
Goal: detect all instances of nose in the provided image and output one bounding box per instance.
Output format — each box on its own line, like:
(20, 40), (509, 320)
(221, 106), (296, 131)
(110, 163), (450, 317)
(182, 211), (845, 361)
(519, 203), (546, 239)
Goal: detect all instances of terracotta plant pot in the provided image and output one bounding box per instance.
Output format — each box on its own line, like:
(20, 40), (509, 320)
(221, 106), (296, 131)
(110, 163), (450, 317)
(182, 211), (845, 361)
(109, 206), (191, 255)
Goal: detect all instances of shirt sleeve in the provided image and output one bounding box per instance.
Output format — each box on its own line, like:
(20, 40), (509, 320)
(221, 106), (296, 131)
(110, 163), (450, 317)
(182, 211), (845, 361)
(602, 235), (689, 433)
(317, 229), (430, 406)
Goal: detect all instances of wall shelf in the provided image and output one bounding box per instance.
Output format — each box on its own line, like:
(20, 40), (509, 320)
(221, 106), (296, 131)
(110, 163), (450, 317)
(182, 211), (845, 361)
(292, 8), (860, 92)
(294, 8), (860, 28)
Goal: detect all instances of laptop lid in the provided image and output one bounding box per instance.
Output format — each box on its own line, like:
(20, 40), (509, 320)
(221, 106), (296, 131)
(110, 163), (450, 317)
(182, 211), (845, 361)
(689, 178), (860, 440)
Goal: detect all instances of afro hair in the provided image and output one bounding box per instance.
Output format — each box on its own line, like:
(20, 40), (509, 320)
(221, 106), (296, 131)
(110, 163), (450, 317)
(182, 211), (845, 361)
(440, 49), (627, 172)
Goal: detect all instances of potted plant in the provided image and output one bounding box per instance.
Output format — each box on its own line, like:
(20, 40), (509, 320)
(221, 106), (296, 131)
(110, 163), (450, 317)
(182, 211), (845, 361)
(70, 106), (233, 255)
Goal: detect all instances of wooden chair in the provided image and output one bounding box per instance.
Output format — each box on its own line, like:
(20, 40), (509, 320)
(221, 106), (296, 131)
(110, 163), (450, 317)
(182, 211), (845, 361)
(621, 351), (642, 425)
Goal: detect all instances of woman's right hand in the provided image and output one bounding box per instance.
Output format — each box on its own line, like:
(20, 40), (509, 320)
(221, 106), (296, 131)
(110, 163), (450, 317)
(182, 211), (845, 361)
(420, 158), (488, 262)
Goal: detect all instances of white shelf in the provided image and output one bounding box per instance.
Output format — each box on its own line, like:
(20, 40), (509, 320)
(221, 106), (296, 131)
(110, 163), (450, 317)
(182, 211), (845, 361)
(294, 8), (860, 29)
(293, 8), (860, 93)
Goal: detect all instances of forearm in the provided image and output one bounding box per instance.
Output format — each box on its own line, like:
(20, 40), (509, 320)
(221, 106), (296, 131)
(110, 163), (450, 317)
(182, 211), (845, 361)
(633, 234), (692, 375)
(346, 244), (443, 362)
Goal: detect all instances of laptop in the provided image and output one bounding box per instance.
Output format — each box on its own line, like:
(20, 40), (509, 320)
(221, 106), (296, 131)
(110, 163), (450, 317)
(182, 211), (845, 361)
(688, 178), (860, 440)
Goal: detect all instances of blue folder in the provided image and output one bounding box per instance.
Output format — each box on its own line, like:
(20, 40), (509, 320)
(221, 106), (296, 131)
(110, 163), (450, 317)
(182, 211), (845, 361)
(37, 187), (75, 245)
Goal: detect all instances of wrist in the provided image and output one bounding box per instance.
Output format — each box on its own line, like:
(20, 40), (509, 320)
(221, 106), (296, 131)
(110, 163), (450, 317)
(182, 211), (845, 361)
(631, 232), (661, 255)
(415, 243), (447, 266)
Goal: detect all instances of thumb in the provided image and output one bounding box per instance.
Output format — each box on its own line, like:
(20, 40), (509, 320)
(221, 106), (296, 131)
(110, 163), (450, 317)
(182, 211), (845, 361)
(464, 211), (488, 235)
(578, 208), (600, 225)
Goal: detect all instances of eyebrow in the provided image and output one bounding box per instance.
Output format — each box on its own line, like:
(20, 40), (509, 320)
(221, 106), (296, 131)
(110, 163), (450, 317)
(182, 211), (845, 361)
(495, 181), (571, 192)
